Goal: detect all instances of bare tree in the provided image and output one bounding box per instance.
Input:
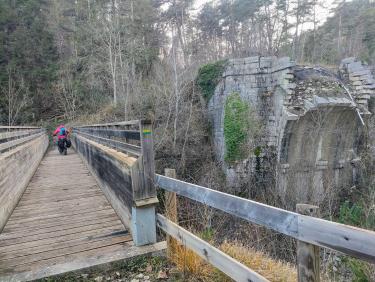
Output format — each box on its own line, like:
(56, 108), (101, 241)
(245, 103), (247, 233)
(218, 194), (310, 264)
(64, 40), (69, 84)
(1, 69), (30, 126)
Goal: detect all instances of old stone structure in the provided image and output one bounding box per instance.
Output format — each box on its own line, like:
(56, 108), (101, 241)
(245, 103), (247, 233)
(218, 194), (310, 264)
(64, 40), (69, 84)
(208, 56), (375, 205)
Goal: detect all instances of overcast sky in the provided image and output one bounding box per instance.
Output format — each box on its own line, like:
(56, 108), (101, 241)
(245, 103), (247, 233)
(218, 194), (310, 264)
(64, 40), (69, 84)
(192, 0), (343, 31)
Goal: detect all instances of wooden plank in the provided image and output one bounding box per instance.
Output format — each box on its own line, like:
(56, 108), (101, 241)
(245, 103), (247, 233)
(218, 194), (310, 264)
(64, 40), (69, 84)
(0, 129), (41, 142)
(75, 120), (140, 128)
(0, 226), (126, 255)
(2, 195), (101, 214)
(298, 214), (375, 263)
(0, 217), (122, 239)
(156, 174), (298, 236)
(5, 206), (113, 225)
(20, 188), (99, 198)
(16, 191), (102, 205)
(10, 198), (111, 218)
(135, 120), (156, 200)
(77, 128), (141, 141)
(0, 231), (131, 261)
(164, 169), (177, 223)
(164, 169), (178, 260)
(4, 209), (116, 230)
(0, 241), (166, 282)
(2, 217), (122, 240)
(0, 134), (48, 231)
(73, 134), (136, 229)
(0, 222), (124, 247)
(3, 213), (118, 233)
(15, 191), (103, 207)
(9, 208), (113, 224)
(0, 126), (40, 130)
(157, 214), (268, 282)
(24, 181), (97, 190)
(156, 175), (375, 262)
(11, 200), (111, 215)
(11, 195), (109, 212)
(297, 204), (320, 282)
(128, 122), (157, 246)
(0, 131), (44, 152)
(0, 235), (132, 268)
(76, 130), (141, 156)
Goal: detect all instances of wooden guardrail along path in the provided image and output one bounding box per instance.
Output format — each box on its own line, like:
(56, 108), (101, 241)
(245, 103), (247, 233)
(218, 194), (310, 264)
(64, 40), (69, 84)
(156, 173), (375, 282)
(72, 120), (159, 246)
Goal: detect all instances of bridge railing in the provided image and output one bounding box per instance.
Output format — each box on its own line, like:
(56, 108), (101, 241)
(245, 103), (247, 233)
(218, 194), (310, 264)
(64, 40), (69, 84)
(73, 121), (142, 156)
(0, 126), (48, 232)
(0, 126), (45, 153)
(72, 120), (158, 246)
(156, 173), (375, 282)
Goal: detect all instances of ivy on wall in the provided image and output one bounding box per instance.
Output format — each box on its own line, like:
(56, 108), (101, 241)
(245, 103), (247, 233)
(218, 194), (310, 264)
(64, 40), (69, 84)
(197, 60), (227, 102)
(224, 92), (251, 163)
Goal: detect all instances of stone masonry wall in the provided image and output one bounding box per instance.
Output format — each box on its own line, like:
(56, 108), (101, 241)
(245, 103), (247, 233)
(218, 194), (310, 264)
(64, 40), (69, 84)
(208, 56), (375, 205)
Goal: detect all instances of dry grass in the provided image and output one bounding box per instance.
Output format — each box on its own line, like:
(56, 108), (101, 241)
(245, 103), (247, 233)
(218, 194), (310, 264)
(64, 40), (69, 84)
(220, 241), (297, 282)
(168, 239), (211, 278)
(169, 239), (297, 282)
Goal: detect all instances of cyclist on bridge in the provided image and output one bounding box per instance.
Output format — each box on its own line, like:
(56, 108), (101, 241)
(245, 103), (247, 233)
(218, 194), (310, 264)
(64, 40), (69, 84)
(53, 124), (71, 155)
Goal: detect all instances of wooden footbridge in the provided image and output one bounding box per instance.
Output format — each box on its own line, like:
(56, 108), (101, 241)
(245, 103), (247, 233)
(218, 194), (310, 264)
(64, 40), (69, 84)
(0, 121), (374, 282)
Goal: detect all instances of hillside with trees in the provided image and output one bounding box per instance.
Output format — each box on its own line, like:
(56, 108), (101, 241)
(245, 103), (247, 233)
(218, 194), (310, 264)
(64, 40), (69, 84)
(1, 0), (374, 126)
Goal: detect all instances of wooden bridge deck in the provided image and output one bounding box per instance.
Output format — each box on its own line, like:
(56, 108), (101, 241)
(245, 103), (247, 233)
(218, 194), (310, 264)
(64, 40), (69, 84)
(0, 149), (164, 282)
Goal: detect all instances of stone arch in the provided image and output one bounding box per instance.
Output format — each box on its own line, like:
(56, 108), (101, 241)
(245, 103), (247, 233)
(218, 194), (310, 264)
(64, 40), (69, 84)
(278, 106), (362, 204)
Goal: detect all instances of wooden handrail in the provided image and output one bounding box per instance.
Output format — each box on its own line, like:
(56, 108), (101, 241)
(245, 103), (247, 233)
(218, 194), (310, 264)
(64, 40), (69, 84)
(76, 128), (141, 141)
(157, 214), (269, 282)
(156, 174), (375, 263)
(74, 130), (141, 156)
(0, 129), (43, 142)
(74, 120), (140, 128)
(0, 126), (41, 130)
(72, 120), (158, 246)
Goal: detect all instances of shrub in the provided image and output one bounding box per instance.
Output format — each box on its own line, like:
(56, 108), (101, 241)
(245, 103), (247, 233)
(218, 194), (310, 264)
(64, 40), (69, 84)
(224, 92), (256, 163)
(197, 60), (227, 101)
(338, 201), (373, 281)
(339, 201), (364, 227)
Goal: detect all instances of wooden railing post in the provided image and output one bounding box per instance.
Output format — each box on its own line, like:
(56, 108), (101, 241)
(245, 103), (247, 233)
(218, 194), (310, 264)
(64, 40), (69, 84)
(131, 120), (158, 246)
(164, 168), (177, 258)
(296, 204), (320, 282)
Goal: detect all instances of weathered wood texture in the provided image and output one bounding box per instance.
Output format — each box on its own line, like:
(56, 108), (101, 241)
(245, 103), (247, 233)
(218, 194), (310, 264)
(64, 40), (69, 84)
(0, 126), (39, 131)
(164, 169), (177, 223)
(72, 134), (137, 229)
(76, 120), (140, 128)
(73, 121), (158, 246)
(164, 169), (177, 259)
(77, 128), (141, 141)
(129, 121), (158, 246)
(0, 133), (48, 232)
(0, 129), (42, 142)
(134, 120), (156, 202)
(74, 130), (141, 156)
(0, 242), (166, 282)
(156, 175), (375, 262)
(0, 149), (134, 281)
(0, 131), (44, 153)
(157, 214), (268, 282)
(297, 204), (320, 282)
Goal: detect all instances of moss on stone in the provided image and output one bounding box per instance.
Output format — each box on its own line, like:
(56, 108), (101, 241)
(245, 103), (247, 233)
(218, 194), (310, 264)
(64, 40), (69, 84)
(197, 60), (227, 102)
(224, 92), (250, 163)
